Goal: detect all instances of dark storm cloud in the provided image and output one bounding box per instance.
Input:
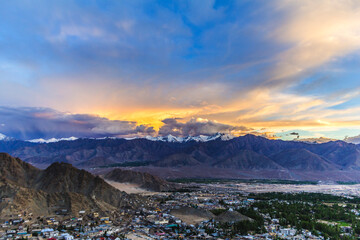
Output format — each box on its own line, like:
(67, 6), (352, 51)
(159, 117), (251, 137)
(0, 106), (155, 140)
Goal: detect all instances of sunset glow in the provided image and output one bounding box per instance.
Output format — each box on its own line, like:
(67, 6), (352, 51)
(1, 0), (360, 141)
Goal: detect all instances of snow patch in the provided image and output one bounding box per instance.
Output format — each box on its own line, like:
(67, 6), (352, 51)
(0, 133), (6, 140)
(27, 136), (78, 143)
(0, 133), (14, 141)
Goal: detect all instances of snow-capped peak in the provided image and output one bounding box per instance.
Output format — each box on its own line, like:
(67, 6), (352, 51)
(139, 133), (235, 143)
(0, 133), (14, 141)
(186, 133), (235, 142)
(27, 136), (78, 143)
(218, 133), (235, 141)
(0, 133), (7, 140)
(144, 134), (183, 142)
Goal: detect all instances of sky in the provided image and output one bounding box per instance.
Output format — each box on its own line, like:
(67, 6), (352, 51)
(1, 0), (360, 141)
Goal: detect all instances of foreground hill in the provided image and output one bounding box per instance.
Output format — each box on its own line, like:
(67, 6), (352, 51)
(0, 152), (40, 187)
(2, 134), (360, 180)
(0, 153), (141, 217)
(170, 206), (215, 225)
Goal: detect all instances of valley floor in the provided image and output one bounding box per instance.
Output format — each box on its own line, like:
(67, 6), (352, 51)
(204, 182), (360, 197)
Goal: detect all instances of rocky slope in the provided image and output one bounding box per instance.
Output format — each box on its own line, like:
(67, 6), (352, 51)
(0, 152), (40, 187)
(0, 153), (141, 217)
(170, 206), (215, 225)
(215, 210), (253, 224)
(104, 168), (176, 192)
(270, 149), (338, 170)
(213, 149), (282, 170)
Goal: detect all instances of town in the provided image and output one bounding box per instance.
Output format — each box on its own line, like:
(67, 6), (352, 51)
(2, 180), (360, 239)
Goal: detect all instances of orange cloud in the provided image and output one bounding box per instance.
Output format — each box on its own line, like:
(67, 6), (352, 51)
(9, 0), (360, 140)
(271, 0), (360, 82)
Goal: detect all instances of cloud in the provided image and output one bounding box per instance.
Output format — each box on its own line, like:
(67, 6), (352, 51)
(344, 135), (360, 144)
(270, 0), (360, 84)
(295, 137), (336, 144)
(159, 117), (251, 137)
(0, 106), (154, 140)
(0, 106), (258, 140)
(1, 1), (360, 141)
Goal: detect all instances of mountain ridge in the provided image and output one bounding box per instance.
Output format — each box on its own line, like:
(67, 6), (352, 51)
(2, 134), (360, 180)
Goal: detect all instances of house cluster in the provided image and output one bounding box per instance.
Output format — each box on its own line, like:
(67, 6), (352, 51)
(0, 190), (269, 239)
(1, 184), (358, 239)
(265, 221), (324, 240)
(0, 210), (131, 240)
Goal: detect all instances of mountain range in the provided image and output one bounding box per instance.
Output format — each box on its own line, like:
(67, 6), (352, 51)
(24, 132), (234, 144)
(137, 133), (235, 142)
(2, 134), (360, 180)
